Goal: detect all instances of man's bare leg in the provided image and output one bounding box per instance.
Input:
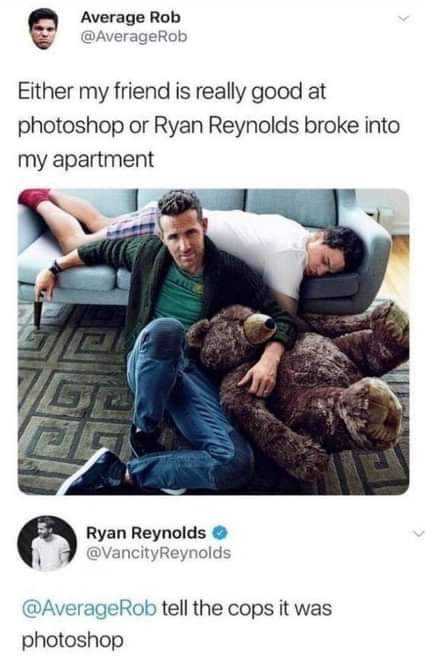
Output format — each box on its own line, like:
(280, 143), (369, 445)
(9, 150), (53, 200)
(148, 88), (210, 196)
(35, 201), (108, 254)
(48, 190), (113, 232)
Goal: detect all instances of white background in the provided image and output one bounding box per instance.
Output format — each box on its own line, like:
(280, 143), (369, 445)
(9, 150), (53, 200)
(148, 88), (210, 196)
(3, 1), (437, 658)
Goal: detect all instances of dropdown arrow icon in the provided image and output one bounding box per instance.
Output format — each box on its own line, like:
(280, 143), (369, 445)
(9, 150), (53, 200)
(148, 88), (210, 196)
(412, 530), (425, 537)
(398, 15), (411, 22)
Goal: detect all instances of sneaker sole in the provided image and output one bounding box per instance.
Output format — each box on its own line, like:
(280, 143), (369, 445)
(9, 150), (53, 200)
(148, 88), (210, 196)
(56, 447), (109, 495)
(160, 488), (187, 496)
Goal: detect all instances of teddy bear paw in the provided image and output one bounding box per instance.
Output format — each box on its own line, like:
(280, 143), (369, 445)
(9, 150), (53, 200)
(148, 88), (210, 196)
(371, 301), (409, 350)
(290, 442), (330, 482)
(338, 377), (402, 451)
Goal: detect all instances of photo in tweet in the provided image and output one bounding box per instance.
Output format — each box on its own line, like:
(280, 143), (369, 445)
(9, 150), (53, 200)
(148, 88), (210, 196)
(17, 187), (409, 496)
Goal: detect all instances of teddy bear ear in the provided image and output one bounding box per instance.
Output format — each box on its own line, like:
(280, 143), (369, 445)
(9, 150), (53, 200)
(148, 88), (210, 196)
(186, 319), (211, 348)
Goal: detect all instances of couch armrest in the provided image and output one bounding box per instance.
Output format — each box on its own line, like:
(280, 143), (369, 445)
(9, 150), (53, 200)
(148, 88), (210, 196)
(336, 190), (391, 309)
(18, 205), (45, 255)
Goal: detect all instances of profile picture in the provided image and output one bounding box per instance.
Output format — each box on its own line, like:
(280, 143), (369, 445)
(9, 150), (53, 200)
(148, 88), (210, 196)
(17, 516), (77, 571)
(28, 8), (58, 50)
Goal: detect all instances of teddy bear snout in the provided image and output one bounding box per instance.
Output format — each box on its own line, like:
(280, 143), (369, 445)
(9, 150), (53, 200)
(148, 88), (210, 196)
(243, 313), (277, 345)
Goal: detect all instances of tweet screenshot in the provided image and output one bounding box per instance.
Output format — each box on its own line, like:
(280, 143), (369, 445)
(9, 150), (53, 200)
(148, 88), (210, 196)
(4, 1), (437, 657)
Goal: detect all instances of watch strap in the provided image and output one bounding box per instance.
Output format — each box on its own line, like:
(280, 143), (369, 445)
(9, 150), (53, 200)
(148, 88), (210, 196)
(48, 260), (62, 276)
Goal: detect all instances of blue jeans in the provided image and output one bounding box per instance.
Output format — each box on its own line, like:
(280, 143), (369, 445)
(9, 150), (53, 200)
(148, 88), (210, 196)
(126, 318), (254, 491)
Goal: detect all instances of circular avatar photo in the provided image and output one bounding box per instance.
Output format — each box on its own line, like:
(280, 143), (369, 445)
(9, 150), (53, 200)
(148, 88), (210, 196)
(28, 8), (58, 50)
(17, 516), (77, 571)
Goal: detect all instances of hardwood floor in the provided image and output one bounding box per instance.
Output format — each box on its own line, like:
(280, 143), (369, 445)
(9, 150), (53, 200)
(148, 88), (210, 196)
(378, 236), (409, 308)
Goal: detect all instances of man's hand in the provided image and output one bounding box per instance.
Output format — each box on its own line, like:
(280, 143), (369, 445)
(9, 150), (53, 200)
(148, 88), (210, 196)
(34, 251), (84, 303)
(35, 269), (56, 302)
(238, 357), (278, 397)
(238, 341), (285, 398)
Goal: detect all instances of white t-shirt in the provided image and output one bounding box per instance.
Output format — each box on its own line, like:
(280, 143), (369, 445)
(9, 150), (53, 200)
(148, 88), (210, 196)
(205, 209), (310, 299)
(32, 534), (70, 571)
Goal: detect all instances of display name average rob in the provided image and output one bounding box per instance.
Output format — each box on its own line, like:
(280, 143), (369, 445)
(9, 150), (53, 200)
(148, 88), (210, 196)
(80, 10), (183, 26)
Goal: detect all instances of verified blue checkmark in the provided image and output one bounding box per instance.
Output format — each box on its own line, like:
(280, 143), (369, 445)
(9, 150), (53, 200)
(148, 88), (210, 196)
(212, 525), (228, 540)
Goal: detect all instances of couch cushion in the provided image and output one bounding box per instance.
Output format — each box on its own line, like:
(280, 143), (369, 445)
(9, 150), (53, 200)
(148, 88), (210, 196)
(137, 189), (245, 211)
(18, 232), (117, 292)
(19, 283), (128, 306)
(245, 190), (337, 228)
(300, 272), (359, 299)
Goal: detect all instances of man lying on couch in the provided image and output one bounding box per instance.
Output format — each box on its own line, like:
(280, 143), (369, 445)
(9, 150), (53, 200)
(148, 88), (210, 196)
(20, 188), (363, 315)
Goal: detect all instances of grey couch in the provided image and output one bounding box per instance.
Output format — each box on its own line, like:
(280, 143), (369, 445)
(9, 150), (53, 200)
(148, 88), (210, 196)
(18, 189), (391, 319)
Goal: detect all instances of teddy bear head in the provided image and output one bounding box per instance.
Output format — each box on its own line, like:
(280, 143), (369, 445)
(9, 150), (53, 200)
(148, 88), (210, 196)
(186, 305), (276, 372)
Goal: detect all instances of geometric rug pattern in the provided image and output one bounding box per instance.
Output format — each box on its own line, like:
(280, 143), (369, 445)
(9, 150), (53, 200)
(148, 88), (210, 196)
(18, 302), (409, 496)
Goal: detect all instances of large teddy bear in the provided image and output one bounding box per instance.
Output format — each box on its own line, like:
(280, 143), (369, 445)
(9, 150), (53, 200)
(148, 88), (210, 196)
(186, 301), (409, 481)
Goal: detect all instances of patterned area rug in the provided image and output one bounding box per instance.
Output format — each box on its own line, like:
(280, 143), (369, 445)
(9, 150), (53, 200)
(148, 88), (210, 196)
(18, 302), (409, 496)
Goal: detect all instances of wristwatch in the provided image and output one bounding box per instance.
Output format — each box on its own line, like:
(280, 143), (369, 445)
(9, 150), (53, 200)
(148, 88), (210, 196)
(48, 260), (63, 277)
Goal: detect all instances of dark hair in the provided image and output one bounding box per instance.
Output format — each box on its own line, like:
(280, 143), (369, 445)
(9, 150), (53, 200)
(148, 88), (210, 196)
(28, 8), (58, 30)
(322, 227), (364, 272)
(37, 516), (54, 529)
(157, 190), (203, 231)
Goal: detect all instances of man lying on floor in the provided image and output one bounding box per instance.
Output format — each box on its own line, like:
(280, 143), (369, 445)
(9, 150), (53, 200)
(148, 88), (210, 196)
(20, 188), (363, 315)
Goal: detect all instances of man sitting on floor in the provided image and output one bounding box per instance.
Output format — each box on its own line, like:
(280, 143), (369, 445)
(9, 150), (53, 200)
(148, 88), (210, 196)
(34, 190), (300, 495)
(20, 188), (363, 314)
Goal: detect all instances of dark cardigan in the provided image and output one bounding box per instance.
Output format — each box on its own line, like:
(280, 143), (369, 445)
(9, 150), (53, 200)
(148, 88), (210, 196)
(78, 235), (297, 357)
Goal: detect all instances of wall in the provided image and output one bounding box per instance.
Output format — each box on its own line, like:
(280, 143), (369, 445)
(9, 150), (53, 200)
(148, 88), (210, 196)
(356, 189), (409, 235)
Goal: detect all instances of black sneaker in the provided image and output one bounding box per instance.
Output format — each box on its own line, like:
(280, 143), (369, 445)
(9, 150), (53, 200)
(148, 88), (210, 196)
(57, 448), (125, 495)
(129, 424), (164, 458)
